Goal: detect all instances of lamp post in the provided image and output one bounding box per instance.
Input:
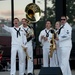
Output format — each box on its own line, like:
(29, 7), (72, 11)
(33, 0), (36, 50)
(11, 0), (14, 26)
(33, 0), (35, 3)
(44, 0), (47, 21)
(55, 0), (66, 21)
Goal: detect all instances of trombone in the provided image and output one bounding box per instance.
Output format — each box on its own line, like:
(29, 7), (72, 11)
(22, 45), (31, 60)
(22, 3), (41, 60)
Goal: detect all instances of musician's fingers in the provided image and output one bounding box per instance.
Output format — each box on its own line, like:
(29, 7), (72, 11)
(0, 24), (4, 27)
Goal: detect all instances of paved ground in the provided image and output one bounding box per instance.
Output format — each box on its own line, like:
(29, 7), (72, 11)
(0, 69), (75, 75)
(0, 69), (39, 75)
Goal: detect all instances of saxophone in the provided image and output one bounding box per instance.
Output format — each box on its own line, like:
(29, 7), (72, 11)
(49, 30), (56, 58)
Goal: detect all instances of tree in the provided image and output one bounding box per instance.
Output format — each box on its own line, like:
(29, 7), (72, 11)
(66, 0), (75, 26)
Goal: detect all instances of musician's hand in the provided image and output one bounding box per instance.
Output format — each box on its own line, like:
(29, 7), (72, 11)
(31, 34), (34, 37)
(0, 24), (4, 27)
(41, 35), (44, 39)
(44, 37), (48, 41)
(55, 37), (59, 40)
(26, 33), (29, 37)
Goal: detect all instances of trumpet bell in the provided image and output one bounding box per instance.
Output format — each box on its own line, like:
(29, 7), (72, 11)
(25, 3), (41, 23)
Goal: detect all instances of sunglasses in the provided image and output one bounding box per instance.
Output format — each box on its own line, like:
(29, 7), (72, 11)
(61, 19), (66, 20)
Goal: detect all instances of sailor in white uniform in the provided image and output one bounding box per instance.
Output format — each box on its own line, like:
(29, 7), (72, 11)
(20, 18), (34, 75)
(39, 20), (56, 67)
(56, 16), (72, 75)
(54, 21), (61, 67)
(0, 18), (27, 75)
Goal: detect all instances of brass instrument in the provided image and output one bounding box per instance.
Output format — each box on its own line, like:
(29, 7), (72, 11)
(26, 27), (34, 38)
(24, 2), (41, 37)
(49, 30), (56, 58)
(22, 3), (41, 59)
(22, 45), (31, 60)
(25, 3), (41, 23)
(25, 3), (41, 40)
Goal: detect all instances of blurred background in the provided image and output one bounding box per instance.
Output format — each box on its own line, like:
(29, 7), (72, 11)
(0, 0), (75, 72)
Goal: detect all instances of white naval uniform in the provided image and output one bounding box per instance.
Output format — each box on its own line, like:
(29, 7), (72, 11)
(2, 25), (27, 75)
(39, 28), (57, 67)
(20, 25), (33, 74)
(58, 22), (72, 75)
(54, 29), (60, 67)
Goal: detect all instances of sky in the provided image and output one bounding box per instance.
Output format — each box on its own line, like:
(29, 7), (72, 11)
(0, 0), (53, 20)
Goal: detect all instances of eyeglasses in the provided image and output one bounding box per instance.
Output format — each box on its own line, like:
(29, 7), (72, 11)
(61, 19), (66, 20)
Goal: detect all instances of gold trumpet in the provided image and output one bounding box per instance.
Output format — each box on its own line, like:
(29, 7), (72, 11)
(22, 46), (31, 60)
(49, 30), (56, 58)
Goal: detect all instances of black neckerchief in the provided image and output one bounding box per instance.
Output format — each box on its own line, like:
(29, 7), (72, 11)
(23, 28), (29, 33)
(14, 28), (21, 38)
(45, 29), (50, 37)
(58, 25), (64, 35)
(23, 27), (32, 42)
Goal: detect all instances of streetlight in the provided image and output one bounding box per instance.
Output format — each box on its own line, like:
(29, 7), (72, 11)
(32, 0), (36, 50)
(33, 0), (35, 3)
(11, 0), (14, 26)
(45, 0), (47, 21)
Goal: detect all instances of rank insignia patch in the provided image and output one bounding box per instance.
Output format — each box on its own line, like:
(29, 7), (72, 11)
(67, 30), (69, 34)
